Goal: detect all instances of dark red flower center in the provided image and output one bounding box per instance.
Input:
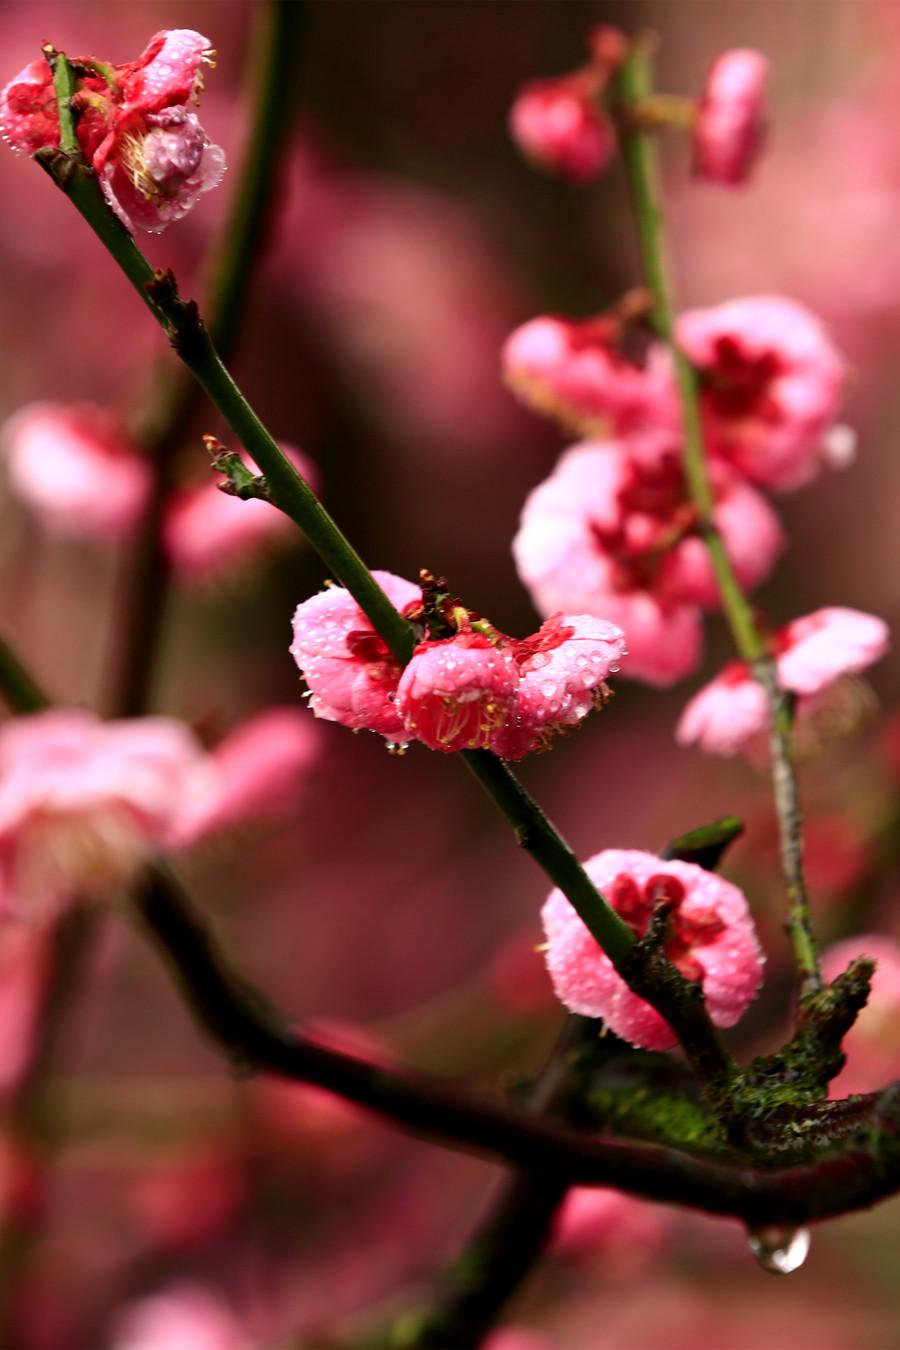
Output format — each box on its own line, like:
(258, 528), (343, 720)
(702, 335), (784, 423)
(608, 870), (724, 981)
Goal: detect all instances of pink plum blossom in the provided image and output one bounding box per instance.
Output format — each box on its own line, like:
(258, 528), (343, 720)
(509, 76), (614, 182)
(513, 438), (783, 685)
(395, 613), (625, 757)
(694, 49), (768, 186)
(678, 607), (889, 756)
(0, 402), (151, 541)
(822, 936), (900, 1096)
(110, 1283), (251, 1350)
(396, 632), (520, 753)
(676, 296), (846, 490)
(0, 710), (212, 921)
(551, 1187), (671, 1273)
(290, 571), (423, 742)
(501, 315), (673, 437)
(170, 709), (320, 848)
(541, 849), (764, 1049)
(164, 444), (318, 585)
(490, 613), (625, 759)
(1, 31), (224, 234)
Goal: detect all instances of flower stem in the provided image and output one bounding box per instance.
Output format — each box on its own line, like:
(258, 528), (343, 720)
(615, 41), (822, 1000)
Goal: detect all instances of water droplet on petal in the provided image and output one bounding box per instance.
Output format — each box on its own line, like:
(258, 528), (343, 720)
(747, 1226), (810, 1275)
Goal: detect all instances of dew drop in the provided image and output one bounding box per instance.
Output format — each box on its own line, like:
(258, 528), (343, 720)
(747, 1225), (810, 1275)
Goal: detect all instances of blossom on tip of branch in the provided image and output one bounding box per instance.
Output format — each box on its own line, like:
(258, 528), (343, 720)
(165, 444), (319, 585)
(677, 607), (890, 756)
(513, 438), (783, 686)
(676, 295), (846, 490)
(0, 402), (151, 541)
(541, 849), (764, 1050)
(694, 49), (768, 186)
(510, 76), (615, 182)
(0, 30), (224, 234)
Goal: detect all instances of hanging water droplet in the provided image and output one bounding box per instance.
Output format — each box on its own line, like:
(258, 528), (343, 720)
(747, 1225), (810, 1275)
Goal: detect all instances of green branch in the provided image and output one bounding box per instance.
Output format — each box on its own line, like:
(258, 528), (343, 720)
(615, 42), (822, 1000)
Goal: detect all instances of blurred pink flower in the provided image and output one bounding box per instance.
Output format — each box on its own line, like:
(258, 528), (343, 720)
(0, 402), (150, 541)
(513, 439), (783, 685)
(128, 1148), (243, 1252)
(551, 1186), (671, 1273)
(483, 1332), (555, 1350)
(693, 49), (768, 186)
(1, 31), (225, 234)
(291, 571), (422, 742)
(281, 149), (528, 455)
(678, 608), (889, 756)
(164, 444), (318, 585)
(676, 295), (846, 490)
(541, 849), (763, 1049)
(170, 708), (319, 848)
(0, 709), (211, 921)
(502, 315), (672, 437)
(110, 1282), (251, 1350)
(509, 76), (614, 182)
(823, 935), (900, 1095)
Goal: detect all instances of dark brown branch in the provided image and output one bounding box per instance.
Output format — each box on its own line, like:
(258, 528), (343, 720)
(132, 865), (900, 1228)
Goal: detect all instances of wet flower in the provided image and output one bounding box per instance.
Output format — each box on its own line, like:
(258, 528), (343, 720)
(0, 402), (150, 541)
(290, 571), (423, 742)
(694, 49), (768, 185)
(395, 631), (520, 753)
(678, 607), (889, 756)
(541, 848), (763, 1050)
(513, 438), (783, 685)
(676, 296), (846, 490)
(1, 30), (224, 233)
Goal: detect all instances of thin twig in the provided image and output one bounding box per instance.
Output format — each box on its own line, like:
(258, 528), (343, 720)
(614, 41), (821, 1000)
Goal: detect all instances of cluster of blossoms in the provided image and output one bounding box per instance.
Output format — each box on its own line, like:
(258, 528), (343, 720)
(0, 403), (317, 585)
(505, 295), (869, 698)
(290, 571), (626, 759)
(0, 707), (317, 925)
(504, 36), (887, 753)
(510, 35), (767, 188)
(678, 607), (890, 756)
(0, 29), (224, 233)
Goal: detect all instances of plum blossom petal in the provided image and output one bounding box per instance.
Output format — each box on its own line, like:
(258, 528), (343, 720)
(541, 849), (764, 1049)
(677, 607), (889, 756)
(822, 936), (900, 1096)
(676, 296), (846, 490)
(510, 78), (614, 182)
(0, 710), (212, 922)
(290, 572), (422, 741)
(694, 49), (768, 186)
(1, 402), (151, 542)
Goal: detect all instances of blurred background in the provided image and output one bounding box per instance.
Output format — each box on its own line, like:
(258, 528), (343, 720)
(1, 1), (899, 1346)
